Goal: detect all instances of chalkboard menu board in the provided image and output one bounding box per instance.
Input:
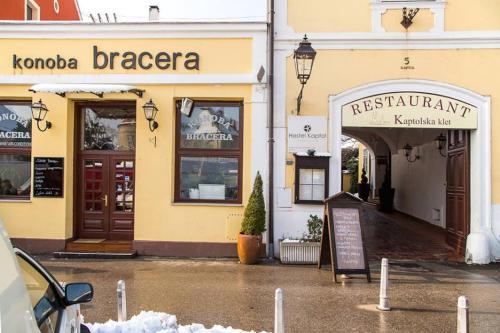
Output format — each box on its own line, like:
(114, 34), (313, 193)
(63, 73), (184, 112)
(318, 192), (371, 282)
(34, 157), (64, 197)
(331, 208), (366, 270)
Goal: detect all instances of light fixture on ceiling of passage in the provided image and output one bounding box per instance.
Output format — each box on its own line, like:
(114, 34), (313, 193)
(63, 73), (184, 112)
(31, 99), (52, 132)
(435, 133), (447, 157)
(294, 34), (316, 115)
(403, 143), (420, 163)
(142, 99), (159, 132)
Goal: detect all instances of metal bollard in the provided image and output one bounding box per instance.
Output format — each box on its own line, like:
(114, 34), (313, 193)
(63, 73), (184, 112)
(457, 296), (469, 333)
(377, 258), (390, 311)
(274, 288), (284, 333)
(117, 280), (127, 322)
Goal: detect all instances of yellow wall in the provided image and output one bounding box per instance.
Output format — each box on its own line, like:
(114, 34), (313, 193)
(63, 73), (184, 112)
(0, 37), (256, 243)
(446, 0), (500, 31)
(285, 49), (500, 202)
(287, 0), (500, 33)
(357, 143), (365, 183)
(288, 0), (371, 33)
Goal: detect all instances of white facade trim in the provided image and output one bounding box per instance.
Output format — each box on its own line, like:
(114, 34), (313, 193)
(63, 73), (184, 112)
(0, 22), (267, 39)
(0, 74), (262, 85)
(329, 79), (497, 264)
(275, 31), (500, 50)
(25, 0), (41, 21)
(370, 0), (446, 33)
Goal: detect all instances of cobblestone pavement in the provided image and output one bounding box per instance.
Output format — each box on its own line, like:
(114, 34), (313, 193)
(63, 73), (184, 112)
(39, 257), (500, 333)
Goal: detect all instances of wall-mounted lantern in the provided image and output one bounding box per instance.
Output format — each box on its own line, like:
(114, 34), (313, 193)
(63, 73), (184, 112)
(434, 133), (447, 157)
(401, 7), (420, 29)
(142, 99), (159, 132)
(294, 35), (316, 114)
(31, 99), (52, 132)
(403, 143), (420, 163)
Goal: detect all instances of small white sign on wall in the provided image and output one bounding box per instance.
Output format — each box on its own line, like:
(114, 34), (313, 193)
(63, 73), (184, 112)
(288, 116), (328, 153)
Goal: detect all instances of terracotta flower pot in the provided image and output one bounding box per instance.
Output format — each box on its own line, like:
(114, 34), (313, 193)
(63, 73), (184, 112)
(237, 233), (262, 265)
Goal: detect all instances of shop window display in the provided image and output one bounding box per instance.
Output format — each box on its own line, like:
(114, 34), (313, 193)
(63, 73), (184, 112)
(175, 101), (243, 203)
(0, 102), (32, 199)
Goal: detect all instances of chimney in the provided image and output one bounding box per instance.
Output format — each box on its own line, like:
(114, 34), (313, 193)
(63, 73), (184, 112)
(149, 5), (159, 21)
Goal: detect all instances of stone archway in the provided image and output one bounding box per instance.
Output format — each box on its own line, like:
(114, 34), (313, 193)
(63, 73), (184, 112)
(329, 79), (495, 264)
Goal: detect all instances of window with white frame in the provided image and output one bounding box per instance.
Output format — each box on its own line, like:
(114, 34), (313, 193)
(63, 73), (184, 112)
(25, 0), (40, 21)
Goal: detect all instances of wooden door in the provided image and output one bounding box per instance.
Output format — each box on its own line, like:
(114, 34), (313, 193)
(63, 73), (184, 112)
(75, 103), (136, 240)
(78, 156), (109, 238)
(446, 130), (470, 255)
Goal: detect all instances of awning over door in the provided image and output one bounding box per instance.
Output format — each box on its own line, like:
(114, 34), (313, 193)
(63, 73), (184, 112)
(29, 83), (145, 98)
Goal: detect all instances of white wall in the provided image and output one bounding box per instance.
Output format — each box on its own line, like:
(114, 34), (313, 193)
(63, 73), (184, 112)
(392, 141), (447, 228)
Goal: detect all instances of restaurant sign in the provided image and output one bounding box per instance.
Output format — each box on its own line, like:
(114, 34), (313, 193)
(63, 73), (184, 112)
(342, 92), (478, 129)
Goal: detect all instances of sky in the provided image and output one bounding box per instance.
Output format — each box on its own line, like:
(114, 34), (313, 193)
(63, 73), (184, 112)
(77, 0), (267, 22)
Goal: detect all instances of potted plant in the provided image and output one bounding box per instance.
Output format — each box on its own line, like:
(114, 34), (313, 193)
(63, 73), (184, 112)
(357, 168), (370, 201)
(280, 215), (322, 264)
(237, 172), (266, 264)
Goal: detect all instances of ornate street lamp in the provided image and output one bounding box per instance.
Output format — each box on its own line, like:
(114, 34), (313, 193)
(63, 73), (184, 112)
(403, 143), (420, 163)
(294, 35), (316, 114)
(435, 133), (447, 157)
(31, 99), (52, 132)
(142, 99), (159, 132)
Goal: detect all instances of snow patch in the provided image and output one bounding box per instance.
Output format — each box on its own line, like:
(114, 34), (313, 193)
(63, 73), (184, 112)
(29, 83), (141, 94)
(84, 311), (269, 333)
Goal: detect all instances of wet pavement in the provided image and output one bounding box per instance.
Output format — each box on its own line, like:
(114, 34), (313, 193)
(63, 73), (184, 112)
(362, 208), (462, 261)
(39, 257), (500, 333)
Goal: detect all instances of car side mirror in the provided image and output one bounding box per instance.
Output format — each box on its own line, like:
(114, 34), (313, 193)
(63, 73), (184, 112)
(65, 283), (94, 305)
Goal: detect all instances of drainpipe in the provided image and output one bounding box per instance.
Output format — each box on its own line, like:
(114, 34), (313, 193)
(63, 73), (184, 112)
(267, 0), (275, 258)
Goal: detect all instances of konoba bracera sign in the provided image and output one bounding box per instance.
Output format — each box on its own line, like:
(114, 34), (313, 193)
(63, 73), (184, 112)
(342, 92), (478, 129)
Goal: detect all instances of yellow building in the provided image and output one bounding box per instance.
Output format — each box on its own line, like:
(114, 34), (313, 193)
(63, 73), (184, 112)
(0, 22), (269, 256)
(274, 0), (500, 264)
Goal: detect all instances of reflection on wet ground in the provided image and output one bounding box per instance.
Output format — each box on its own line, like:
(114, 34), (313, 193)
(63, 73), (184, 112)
(39, 257), (500, 333)
(361, 206), (461, 261)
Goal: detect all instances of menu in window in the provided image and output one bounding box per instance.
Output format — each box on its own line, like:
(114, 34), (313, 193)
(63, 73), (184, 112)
(34, 157), (64, 197)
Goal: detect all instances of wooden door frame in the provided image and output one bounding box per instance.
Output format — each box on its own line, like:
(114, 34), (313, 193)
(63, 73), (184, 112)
(73, 101), (137, 240)
(446, 130), (470, 255)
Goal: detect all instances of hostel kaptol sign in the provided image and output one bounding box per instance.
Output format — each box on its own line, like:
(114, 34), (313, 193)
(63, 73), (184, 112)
(288, 116), (328, 153)
(12, 45), (200, 71)
(342, 92), (478, 129)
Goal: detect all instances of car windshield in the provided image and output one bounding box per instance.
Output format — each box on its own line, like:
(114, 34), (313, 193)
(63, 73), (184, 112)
(16, 253), (61, 331)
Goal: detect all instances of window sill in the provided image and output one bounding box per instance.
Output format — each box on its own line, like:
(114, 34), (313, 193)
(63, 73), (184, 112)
(0, 199), (31, 203)
(172, 202), (243, 207)
(295, 201), (325, 205)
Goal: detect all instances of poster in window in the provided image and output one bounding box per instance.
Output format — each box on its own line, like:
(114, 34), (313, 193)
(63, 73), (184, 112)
(0, 103), (32, 148)
(180, 104), (240, 149)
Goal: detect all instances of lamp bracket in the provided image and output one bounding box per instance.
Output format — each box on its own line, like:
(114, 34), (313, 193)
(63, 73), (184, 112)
(36, 120), (52, 132)
(401, 7), (420, 29)
(296, 84), (305, 115)
(148, 120), (159, 132)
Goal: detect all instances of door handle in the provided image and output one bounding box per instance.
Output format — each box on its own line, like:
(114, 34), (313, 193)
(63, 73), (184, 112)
(102, 194), (108, 207)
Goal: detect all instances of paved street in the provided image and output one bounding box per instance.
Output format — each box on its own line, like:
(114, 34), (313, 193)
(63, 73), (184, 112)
(39, 257), (500, 333)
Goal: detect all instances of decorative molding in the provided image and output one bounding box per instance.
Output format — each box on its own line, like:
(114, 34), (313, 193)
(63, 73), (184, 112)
(0, 74), (261, 85)
(0, 22), (267, 39)
(275, 31), (500, 50)
(370, 0), (446, 33)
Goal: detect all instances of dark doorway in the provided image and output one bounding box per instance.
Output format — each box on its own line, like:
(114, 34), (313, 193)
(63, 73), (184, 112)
(446, 130), (470, 255)
(75, 103), (136, 240)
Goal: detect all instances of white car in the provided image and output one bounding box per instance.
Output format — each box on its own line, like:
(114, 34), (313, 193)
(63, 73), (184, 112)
(0, 221), (93, 333)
